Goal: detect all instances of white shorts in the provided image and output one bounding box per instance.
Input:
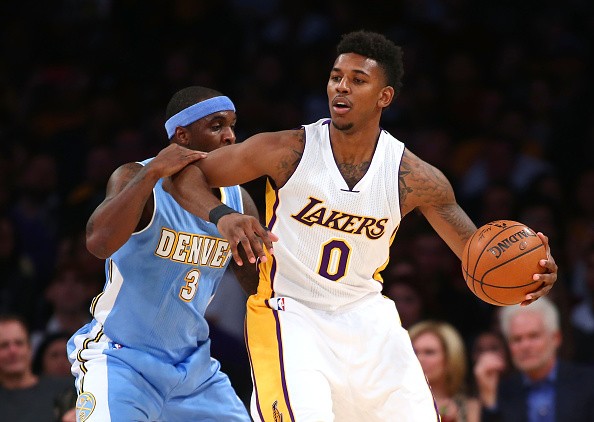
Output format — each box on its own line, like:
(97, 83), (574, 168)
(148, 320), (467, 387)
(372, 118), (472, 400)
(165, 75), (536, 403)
(246, 293), (440, 422)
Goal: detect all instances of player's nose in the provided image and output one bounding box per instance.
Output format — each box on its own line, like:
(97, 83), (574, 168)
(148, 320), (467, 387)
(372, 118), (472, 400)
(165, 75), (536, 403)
(336, 77), (350, 93)
(221, 127), (236, 145)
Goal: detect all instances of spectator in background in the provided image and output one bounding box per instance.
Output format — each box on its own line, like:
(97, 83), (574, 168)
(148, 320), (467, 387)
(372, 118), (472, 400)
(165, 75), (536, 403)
(0, 215), (36, 321)
(409, 320), (481, 422)
(61, 144), (117, 235)
(32, 332), (77, 421)
(470, 330), (511, 375)
(567, 168), (594, 298)
(31, 263), (96, 351)
(32, 332), (72, 378)
(473, 182), (518, 227)
(0, 314), (74, 422)
(9, 153), (61, 288)
(408, 229), (493, 339)
(474, 297), (594, 422)
(469, 329), (512, 398)
(570, 240), (594, 365)
(382, 260), (427, 329)
(457, 134), (551, 207)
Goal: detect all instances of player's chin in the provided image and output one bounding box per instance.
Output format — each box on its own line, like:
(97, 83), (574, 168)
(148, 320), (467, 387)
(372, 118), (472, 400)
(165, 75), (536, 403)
(330, 119), (354, 132)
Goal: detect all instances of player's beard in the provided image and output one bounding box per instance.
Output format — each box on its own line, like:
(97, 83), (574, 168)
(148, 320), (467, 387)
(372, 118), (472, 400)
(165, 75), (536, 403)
(331, 120), (353, 132)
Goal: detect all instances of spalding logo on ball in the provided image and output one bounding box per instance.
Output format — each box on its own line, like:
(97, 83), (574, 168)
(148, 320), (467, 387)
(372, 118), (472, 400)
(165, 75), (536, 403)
(461, 220), (546, 306)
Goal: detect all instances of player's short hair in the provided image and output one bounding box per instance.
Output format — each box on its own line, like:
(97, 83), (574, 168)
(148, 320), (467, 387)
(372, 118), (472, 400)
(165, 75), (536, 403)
(165, 86), (223, 120)
(336, 30), (404, 94)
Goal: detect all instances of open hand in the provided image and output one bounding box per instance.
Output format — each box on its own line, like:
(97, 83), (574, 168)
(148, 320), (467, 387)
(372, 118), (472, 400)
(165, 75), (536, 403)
(149, 144), (207, 178)
(217, 213), (278, 266)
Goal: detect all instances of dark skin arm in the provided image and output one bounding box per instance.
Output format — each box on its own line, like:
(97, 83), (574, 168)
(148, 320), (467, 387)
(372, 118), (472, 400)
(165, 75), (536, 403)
(228, 187), (261, 296)
(86, 144), (207, 259)
(87, 142), (276, 266)
(166, 163), (278, 266)
(398, 148), (557, 305)
(168, 129), (300, 261)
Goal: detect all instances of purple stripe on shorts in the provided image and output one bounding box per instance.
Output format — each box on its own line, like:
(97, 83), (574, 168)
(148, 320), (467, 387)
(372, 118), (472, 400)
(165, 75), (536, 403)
(273, 309), (296, 421)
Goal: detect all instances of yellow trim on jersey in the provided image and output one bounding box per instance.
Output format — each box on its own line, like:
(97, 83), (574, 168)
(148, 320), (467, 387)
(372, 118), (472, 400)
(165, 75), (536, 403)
(258, 179), (279, 299)
(373, 224), (400, 282)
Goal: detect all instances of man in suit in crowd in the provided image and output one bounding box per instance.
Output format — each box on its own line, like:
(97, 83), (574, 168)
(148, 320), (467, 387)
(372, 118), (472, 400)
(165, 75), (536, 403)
(474, 296), (594, 422)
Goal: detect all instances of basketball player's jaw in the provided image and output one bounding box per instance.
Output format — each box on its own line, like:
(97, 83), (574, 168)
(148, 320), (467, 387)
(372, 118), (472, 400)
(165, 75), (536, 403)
(330, 96), (354, 131)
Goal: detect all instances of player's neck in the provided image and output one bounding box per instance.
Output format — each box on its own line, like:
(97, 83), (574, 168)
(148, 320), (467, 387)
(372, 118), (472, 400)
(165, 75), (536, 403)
(329, 124), (380, 162)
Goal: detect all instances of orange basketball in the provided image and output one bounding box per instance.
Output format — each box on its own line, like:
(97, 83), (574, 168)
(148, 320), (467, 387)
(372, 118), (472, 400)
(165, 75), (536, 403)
(461, 220), (546, 306)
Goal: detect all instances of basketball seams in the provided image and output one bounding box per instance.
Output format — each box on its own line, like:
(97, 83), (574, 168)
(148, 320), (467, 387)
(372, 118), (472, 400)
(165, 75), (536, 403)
(480, 243), (545, 288)
(462, 220), (544, 306)
(466, 222), (524, 296)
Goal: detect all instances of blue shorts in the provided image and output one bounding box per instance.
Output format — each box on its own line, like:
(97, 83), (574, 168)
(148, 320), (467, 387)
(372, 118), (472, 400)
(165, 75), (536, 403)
(68, 322), (250, 421)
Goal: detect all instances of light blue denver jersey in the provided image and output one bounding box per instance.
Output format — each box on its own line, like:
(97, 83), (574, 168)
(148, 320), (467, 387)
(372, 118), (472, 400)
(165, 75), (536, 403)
(88, 158), (243, 364)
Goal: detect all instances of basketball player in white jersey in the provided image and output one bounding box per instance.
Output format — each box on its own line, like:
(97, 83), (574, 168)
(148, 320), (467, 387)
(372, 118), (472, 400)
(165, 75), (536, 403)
(175, 31), (559, 421)
(67, 86), (276, 421)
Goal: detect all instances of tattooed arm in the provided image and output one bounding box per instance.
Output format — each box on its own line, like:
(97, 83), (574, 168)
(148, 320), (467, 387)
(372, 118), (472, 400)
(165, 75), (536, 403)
(196, 129), (305, 189)
(398, 148), (476, 259)
(86, 144), (207, 259)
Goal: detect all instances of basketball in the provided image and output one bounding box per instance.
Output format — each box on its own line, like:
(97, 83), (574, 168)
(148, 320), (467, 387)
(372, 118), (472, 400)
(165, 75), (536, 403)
(461, 220), (547, 306)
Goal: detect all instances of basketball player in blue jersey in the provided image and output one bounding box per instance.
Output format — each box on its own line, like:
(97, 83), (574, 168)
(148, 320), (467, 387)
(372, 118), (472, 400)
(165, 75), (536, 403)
(67, 86), (276, 421)
(174, 32), (559, 421)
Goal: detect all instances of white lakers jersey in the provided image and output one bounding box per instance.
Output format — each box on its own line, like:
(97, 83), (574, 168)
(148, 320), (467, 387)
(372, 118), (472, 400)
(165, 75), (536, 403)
(260, 119), (404, 311)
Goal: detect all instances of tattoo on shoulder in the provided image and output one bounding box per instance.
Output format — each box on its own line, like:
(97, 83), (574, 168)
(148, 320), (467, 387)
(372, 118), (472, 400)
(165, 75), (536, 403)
(398, 161), (414, 204)
(399, 151), (453, 209)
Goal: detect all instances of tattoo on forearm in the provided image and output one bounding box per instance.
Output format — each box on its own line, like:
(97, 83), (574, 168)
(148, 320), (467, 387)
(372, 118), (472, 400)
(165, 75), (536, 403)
(435, 203), (476, 241)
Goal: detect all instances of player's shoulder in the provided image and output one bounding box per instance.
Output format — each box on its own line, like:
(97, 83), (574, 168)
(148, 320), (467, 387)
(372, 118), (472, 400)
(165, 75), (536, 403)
(401, 147), (444, 176)
(110, 161), (143, 182)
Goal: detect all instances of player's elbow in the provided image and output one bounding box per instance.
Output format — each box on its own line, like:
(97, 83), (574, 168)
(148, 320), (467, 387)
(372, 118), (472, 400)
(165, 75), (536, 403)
(86, 232), (113, 260)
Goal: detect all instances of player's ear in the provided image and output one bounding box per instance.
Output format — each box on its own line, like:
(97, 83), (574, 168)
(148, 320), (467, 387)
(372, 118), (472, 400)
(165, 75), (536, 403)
(378, 86), (394, 109)
(175, 127), (190, 146)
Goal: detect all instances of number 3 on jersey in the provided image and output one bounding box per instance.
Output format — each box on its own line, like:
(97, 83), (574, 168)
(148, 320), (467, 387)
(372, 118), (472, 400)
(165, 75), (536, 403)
(179, 269), (201, 302)
(317, 239), (352, 281)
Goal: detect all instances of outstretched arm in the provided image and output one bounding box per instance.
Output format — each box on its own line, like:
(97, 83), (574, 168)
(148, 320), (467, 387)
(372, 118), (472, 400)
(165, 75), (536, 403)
(399, 148), (476, 259)
(86, 144), (207, 259)
(399, 148), (557, 304)
(167, 154), (277, 266)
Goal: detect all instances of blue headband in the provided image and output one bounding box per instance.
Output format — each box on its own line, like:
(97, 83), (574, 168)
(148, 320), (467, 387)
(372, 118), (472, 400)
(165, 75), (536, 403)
(165, 96), (236, 138)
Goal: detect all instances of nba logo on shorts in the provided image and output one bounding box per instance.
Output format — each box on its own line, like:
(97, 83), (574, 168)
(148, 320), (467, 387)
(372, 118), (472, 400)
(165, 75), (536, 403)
(268, 297), (286, 311)
(277, 297), (286, 311)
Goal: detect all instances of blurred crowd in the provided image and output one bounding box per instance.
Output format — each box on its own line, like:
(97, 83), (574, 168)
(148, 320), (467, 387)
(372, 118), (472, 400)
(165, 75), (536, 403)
(1, 0), (594, 418)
